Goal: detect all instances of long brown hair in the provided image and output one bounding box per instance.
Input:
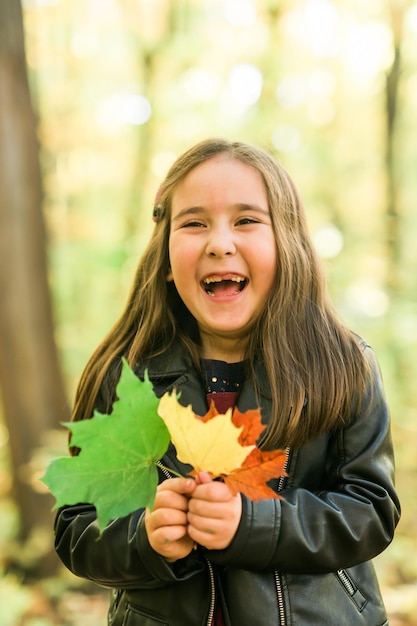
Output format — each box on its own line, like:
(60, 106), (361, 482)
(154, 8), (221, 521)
(71, 138), (370, 450)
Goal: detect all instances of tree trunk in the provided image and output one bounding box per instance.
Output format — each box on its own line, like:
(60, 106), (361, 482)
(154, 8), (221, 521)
(0, 0), (69, 573)
(384, 0), (405, 296)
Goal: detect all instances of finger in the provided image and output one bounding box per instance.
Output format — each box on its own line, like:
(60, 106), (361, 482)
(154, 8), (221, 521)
(151, 478), (195, 513)
(188, 492), (242, 526)
(187, 494), (242, 550)
(195, 471), (212, 485)
(147, 517), (193, 559)
(154, 531), (195, 562)
(192, 480), (233, 504)
(188, 498), (240, 526)
(152, 488), (190, 513)
(152, 523), (189, 544)
(187, 519), (234, 551)
(188, 500), (226, 520)
(149, 506), (188, 529)
(158, 477), (195, 495)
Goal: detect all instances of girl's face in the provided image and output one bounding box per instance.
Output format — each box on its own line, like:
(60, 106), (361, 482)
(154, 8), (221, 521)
(168, 155), (277, 361)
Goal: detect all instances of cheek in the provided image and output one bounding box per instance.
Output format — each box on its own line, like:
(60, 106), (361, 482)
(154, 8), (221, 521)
(167, 244), (191, 287)
(253, 238), (277, 272)
(257, 248), (278, 295)
(169, 237), (198, 275)
(167, 237), (178, 279)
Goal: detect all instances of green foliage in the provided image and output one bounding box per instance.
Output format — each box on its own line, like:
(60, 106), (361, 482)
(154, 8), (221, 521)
(41, 361), (170, 532)
(0, 575), (32, 625)
(2, 1), (415, 619)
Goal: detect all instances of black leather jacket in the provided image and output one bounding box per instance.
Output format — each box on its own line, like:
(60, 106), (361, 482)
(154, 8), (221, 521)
(54, 341), (400, 626)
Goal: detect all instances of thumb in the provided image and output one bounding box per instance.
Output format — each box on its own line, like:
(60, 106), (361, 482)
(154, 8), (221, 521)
(195, 471), (212, 485)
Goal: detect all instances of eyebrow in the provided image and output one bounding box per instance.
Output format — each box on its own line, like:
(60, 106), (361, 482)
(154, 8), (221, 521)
(171, 203), (270, 222)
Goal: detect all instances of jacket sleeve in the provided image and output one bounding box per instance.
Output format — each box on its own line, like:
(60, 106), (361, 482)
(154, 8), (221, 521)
(206, 346), (401, 574)
(54, 504), (205, 589)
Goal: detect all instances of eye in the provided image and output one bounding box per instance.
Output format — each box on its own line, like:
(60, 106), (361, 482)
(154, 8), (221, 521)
(236, 217), (259, 226)
(180, 220), (206, 228)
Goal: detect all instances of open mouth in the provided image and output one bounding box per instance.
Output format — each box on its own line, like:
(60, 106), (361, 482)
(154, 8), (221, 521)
(202, 275), (247, 297)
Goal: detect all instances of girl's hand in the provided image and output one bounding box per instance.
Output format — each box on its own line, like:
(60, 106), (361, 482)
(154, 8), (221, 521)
(187, 471), (242, 550)
(145, 478), (196, 562)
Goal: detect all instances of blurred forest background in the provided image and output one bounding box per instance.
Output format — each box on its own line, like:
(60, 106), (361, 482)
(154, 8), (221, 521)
(0, 0), (416, 624)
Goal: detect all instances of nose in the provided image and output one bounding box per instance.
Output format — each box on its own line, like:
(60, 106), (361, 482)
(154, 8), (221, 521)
(205, 228), (236, 257)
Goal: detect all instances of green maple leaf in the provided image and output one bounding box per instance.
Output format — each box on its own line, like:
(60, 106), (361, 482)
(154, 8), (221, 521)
(41, 359), (170, 532)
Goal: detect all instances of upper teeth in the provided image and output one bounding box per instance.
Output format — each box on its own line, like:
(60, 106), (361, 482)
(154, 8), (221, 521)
(204, 276), (245, 284)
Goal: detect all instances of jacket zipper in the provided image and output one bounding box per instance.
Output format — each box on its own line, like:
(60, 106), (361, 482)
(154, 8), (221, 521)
(155, 461), (216, 626)
(274, 571), (287, 626)
(274, 447), (291, 626)
(156, 460), (172, 480)
(206, 560), (216, 626)
(336, 569), (356, 595)
(277, 446), (291, 492)
(336, 569), (367, 611)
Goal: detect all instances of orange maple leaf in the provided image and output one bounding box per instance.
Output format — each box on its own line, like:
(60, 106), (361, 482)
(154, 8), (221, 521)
(199, 403), (266, 446)
(223, 447), (287, 501)
(231, 407), (266, 446)
(196, 403), (287, 501)
(199, 400), (220, 422)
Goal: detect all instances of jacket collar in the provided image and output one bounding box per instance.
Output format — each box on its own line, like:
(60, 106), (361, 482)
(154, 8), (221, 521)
(134, 339), (273, 425)
(134, 340), (193, 380)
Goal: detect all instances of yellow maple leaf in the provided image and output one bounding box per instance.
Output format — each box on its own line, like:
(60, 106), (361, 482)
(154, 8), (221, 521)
(157, 391), (255, 475)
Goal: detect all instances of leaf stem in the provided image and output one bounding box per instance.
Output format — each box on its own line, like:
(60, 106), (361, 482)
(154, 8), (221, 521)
(155, 461), (192, 480)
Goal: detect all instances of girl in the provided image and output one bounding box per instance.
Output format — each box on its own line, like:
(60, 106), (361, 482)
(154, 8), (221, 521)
(55, 138), (400, 625)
